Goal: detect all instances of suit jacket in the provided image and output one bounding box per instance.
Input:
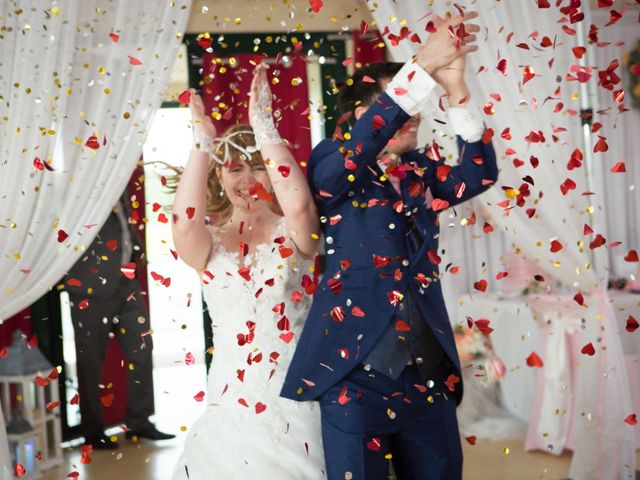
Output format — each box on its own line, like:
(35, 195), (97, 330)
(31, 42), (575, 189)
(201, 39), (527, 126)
(63, 205), (141, 299)
(281, 92), (498, 404)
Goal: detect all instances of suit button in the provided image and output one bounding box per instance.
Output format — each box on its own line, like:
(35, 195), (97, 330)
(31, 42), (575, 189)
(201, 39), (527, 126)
(416, 357), (424, 365)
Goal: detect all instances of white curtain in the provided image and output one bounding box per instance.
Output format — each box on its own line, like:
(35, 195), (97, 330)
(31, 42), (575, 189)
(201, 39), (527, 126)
(369, 1), (634, 478)
(0, 0), (192, 320)
(593, 12), (640, 279)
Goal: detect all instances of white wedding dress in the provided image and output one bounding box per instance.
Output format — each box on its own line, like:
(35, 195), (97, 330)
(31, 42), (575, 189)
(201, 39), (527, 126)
(173, 218), (325, 480)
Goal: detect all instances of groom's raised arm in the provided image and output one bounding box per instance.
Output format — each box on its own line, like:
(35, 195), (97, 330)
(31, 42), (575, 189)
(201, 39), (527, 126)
(308, 63), (436, 208)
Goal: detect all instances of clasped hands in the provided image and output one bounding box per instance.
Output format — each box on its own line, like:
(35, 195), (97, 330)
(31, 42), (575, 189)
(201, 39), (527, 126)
(414, 11), (480, 95)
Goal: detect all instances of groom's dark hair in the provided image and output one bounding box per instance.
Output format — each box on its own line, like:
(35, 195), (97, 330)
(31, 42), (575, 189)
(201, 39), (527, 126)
(338, 61), (403, 127)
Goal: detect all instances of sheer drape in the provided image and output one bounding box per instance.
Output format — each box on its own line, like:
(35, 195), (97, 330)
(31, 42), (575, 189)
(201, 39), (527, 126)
(0, 0), (192, 320)
(369, 1), (634, 478)
(593, 12), (640, 279)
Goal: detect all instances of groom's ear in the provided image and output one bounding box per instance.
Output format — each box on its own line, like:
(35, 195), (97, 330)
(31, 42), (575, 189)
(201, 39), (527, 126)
(354, 105), (368, 122)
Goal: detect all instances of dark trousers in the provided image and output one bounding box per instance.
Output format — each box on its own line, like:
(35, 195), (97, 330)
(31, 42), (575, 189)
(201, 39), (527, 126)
(69, 280), (154, 437)
(319, 360), (462, 480)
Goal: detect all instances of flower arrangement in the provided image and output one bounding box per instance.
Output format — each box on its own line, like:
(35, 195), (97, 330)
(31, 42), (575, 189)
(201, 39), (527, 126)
(454, 323), (506, 385)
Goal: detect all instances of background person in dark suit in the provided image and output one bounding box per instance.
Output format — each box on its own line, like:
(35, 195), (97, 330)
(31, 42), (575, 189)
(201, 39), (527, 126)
(62, 198), (174, 449)
(282, 11), (498, 479)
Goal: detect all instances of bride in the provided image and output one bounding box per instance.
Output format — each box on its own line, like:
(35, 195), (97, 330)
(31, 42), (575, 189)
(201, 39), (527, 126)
(171, 64), (325, 479)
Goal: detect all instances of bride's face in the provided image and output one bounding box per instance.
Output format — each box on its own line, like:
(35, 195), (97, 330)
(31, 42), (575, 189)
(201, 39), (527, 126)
(218, 158), (273, 213)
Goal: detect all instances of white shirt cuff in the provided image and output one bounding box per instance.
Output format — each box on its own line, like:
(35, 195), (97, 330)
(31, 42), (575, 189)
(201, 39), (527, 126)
(446, 107), (484, 142)
(385, 62), (437, 116)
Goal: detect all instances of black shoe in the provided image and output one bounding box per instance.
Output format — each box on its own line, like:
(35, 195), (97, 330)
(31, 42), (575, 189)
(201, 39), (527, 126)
(84, 434), (119, 450)
(125, 425), (175, 441)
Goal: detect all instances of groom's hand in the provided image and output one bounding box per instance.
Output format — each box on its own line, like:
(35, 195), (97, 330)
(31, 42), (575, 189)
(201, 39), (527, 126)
(414, 11), (479, 76)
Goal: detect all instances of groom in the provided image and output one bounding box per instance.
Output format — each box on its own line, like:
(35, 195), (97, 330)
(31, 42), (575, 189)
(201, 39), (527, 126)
(282, 11), (497, 480)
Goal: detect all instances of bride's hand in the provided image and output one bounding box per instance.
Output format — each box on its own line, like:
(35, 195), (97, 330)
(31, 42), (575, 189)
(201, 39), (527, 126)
(249, 63), (273, 129)
(189, 89), (217, 138)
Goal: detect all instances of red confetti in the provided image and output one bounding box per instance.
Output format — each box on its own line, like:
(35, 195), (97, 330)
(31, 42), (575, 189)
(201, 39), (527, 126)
(85, 135), (100, 149)
(560, 178), (576, 195)
(309, 0), (323, 13)
(278, 165), (291, 177)
(589, 234), (606, 250)
(496, 59), (507, 76)
(338, 386), (351, 405)
(431, 198), (449, 212)
(331, 306), (346, 323)
(444, 374), (460, 392)
(57, 229), (69, 243)
(626, 316), (639, 333)
(193, 391), (205, 402)
(526, 351), (544, 368)
(238, 267), (251, 281)
(395, 319), (411, 332)
(522, 66), (535, 84)
(372, 115), (386, 129)
(581, 342), (596, 356)
(108, 32), (119, 43)
(279, 331), (294, 344)
(46, 401), (61, 411)
(625, 250), (639, 262)
(255, 402), (267, 414)
(550, 240), (564, 253)
(178, 90), (191, 105)
(473, 279), (487, 292)
(279, 246), (294, 259)
(249, 181), (274, 202)
(185, 352), (195, 365)
(129, 56), (143, 66)
(100, 393), (114, 408)
(593, 136), (609, 153)
(610, 162), (626, 173)
(366, 437), (381, 451)
(15, 464), (26, 477)
(121, 263), (136, 279)
(35, 376), (49, 387)
(567, 148), (583, 170)
(465, 435), (477, 445)
(624, 413), (637, 426)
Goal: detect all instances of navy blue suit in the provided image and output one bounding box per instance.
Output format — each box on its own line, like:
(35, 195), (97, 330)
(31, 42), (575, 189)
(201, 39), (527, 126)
(282, 92), (498, 479)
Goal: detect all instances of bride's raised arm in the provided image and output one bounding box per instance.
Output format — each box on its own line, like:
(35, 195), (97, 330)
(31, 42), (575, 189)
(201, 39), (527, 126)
(249, 63), (320, 258)
(172, 90), (215, 271)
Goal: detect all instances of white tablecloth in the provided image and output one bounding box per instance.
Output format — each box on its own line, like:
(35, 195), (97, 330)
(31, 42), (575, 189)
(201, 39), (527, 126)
(453, 292), (640, 424)
(454, 294), (541, 422)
